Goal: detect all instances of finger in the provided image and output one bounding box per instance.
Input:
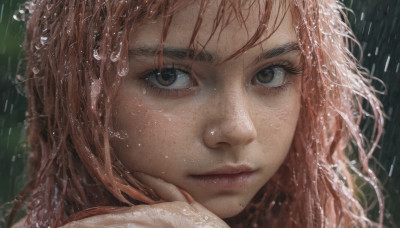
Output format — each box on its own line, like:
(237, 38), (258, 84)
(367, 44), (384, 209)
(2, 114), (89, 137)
(133, 172), (188, 203)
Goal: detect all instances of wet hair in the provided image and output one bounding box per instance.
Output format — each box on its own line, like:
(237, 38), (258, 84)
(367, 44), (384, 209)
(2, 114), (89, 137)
(9, 0), (384, 227)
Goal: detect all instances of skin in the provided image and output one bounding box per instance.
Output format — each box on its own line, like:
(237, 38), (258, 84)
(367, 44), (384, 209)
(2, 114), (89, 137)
(113, 0), (301, 219)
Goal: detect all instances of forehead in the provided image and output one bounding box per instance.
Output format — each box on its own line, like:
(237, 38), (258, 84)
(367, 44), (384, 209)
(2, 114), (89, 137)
(129, 0), (296, 60)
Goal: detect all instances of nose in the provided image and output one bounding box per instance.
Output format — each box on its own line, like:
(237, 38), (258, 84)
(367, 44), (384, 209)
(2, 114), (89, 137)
(202, 90), (257, 149)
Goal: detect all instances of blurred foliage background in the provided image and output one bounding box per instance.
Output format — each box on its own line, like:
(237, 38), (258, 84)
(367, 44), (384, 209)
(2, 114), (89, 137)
(0, 0), (399, 226)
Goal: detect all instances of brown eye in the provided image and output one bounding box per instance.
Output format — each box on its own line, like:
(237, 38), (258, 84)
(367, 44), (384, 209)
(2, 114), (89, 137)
(254, 66), (286, 87)
(256, 68), (274, 83)
(146, 67), (191, 89)
(155, 68), (178, 86)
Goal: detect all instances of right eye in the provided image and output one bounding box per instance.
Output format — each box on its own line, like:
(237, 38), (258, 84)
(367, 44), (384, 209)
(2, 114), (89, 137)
(145, 67), (192, 90)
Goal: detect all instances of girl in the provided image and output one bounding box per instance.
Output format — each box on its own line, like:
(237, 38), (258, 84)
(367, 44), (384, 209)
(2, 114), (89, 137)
(9, 0), (385, 227)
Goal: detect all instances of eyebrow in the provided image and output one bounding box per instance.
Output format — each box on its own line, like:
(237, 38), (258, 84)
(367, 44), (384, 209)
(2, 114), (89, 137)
(128, 42), (299, 64)
(254, 42), (300, 64)
(129, 47), (215, 62)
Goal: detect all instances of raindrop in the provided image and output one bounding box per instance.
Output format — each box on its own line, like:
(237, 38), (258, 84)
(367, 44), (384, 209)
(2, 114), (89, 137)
(388, 107), (393, 116)
(388, 156), (396, 177)
(32, 67), (40, 74)
(13, 13), (21, 21)
(142, 88), (147, 95)
(117, 67), (128, 77)
(4, 99), (8, 112)
(370, 63), (375, 76)
(40, 36), (49, 45)
(360, 12), (365, 21)
(110, 42), (122, 62)
(367, 22), (372, 35)
(0, 4), (4, 23)
(374, 46), (379, 56)
(117, 59), (128, 77)
(93, 49), (102, 60)
(384, 55), (391, 72)
(395, 62), (399, 73)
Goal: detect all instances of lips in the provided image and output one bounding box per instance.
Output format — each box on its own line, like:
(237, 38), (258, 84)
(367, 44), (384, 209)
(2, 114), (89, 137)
(189, 165), (257, 190)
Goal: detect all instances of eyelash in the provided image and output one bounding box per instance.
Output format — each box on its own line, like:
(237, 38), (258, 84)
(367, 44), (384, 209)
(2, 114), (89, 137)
(140, 65), (195, 97)
(140, 62), (302, 96)
(252, 61), (302, 93)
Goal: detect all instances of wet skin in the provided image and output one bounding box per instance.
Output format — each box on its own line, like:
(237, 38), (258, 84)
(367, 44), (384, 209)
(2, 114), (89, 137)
(113, 1), (302, 219)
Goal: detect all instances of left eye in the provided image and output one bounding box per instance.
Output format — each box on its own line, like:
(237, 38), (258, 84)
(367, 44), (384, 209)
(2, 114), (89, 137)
(254, 66), (286, 87)
(145, 68), (191, 89)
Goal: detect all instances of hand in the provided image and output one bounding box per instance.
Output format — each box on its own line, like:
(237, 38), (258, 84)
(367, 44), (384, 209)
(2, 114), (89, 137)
(61, 173), (229, 228)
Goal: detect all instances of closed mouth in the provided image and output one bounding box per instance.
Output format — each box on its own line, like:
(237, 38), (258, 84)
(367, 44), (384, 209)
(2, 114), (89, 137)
(189, 165), (257, 190)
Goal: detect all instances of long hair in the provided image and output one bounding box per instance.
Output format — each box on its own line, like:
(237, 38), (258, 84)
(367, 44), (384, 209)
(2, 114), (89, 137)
(9, 0), (384, 227)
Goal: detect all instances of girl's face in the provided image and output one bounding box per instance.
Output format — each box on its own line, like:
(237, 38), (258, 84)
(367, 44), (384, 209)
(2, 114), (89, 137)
(113, 1), (301, 218)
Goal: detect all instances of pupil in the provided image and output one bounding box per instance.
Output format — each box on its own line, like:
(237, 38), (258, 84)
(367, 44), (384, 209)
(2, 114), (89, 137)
(257, 68), (274, 83)
(156, 68), (177, 86)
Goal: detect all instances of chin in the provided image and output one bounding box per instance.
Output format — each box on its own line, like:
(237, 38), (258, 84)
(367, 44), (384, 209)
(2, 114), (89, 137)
(201, 195), (250, 219)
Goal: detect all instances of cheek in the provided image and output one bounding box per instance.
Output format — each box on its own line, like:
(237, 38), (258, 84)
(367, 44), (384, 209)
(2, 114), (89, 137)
(254, 89), (301, 162)
(113, 96), (196, 174)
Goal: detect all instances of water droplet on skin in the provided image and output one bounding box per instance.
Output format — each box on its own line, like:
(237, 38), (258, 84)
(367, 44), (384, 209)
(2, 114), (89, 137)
(165, 155), (169, 159)
(137, 143), (141, 147)
(142, 88), (147, 95)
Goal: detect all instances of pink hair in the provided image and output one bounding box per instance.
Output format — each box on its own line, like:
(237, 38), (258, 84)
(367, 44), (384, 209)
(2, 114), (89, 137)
(9, 0), (384, 227)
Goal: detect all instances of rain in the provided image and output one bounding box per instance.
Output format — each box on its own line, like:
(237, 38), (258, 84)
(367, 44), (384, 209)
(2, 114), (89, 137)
(0, 0), (399, 227)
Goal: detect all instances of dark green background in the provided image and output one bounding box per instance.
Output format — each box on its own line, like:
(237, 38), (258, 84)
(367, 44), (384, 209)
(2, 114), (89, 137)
(0, 0), (399, 226)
